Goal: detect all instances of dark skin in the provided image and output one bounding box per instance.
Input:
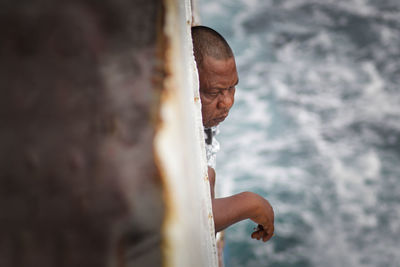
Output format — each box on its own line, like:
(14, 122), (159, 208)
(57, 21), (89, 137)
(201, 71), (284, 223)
(199, 56), (237, 128)
(208, 167), (274, 242)
(199, 55), (275, 242)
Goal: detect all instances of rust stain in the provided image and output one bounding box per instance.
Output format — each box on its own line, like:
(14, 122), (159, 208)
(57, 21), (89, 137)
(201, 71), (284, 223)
(152, 1), (179, 266)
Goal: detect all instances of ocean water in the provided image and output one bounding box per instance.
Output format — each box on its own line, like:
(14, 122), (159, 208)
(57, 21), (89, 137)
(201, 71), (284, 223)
(198, 1), (400, 266)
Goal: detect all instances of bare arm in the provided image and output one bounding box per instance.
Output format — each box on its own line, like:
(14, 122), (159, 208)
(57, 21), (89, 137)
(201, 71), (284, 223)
(212, 192), (274, 242)
(208, 167), (274, 242)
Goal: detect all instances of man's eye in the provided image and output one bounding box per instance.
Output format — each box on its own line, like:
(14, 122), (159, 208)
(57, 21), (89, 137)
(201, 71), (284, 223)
(208, 92), (219, 97)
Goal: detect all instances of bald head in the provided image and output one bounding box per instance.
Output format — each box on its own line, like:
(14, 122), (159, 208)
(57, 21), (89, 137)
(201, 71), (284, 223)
(191, 26), (234, 70)
(192, 26), (238, 128)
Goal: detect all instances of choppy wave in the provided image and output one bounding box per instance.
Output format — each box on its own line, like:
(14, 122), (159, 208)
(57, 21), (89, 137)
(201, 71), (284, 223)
(200, 0), (400, 266)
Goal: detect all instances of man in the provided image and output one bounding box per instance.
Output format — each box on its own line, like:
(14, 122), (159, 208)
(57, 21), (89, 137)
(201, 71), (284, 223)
(192, 26), (274, 242)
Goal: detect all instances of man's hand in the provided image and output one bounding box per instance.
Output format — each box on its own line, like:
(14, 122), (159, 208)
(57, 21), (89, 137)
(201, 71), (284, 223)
(249, 195), (274, 242)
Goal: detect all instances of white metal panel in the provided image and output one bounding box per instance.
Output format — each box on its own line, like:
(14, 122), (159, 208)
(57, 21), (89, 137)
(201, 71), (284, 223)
(155, 0), (218, 266)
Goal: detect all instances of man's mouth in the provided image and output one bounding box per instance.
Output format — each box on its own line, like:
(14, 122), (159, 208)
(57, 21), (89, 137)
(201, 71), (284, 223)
(214, 114), (228, 123)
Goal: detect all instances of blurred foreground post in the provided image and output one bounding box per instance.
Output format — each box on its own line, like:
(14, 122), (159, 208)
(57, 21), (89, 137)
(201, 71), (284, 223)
(0, 1), (164, 266)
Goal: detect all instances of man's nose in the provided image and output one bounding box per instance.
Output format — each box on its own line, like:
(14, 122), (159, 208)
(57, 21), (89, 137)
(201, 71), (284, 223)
(217, 91), (234, 110)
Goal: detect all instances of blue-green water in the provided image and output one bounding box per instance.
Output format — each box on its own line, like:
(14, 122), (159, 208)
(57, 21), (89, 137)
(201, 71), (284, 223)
(199, 1), (400, 266)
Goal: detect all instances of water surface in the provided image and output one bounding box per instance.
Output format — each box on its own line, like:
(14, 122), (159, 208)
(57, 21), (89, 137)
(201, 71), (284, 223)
(199, 1), (400, 266)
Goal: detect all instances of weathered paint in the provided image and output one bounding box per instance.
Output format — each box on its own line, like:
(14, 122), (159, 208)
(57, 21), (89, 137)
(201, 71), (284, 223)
(156, 0), (218, 266)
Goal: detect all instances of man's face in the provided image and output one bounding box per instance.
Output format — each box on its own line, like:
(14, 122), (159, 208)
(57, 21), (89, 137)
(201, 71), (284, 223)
(199, 56), (238, 128)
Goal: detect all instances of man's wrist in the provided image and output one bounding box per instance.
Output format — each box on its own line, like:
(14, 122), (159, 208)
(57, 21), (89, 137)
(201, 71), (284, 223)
(235, 191), (263, 220)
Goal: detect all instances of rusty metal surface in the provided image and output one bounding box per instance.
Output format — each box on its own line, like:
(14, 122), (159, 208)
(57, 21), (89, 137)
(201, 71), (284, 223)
(0, 1), (164, 266)
(156, 0), (218, 266)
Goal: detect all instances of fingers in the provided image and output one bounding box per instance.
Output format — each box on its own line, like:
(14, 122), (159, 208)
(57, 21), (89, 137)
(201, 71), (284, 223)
(251, 229), (268, 241)
(251, 224), (263, 240)
(262, 230), (273, 242)
(251, 225), (274, 242)
(263, 224), (274, 242)
(251, 229), (263, 240)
